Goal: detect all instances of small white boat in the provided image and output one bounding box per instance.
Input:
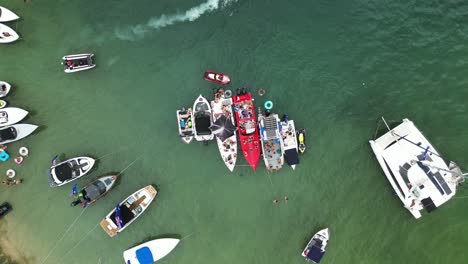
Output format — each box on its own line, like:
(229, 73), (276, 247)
(176, 108), (194, 144)
(0, 123), (38, 145)
(192, 95), (214, 141)
(123, 238), (180, 263)
(62, 53), (96, 73)
(48, 156), (95, 187)
(0, 23), (19, 44)
(301, 228), (330, 263)
(369, 117), (466, 219)
(281, 116), (299, 169)
(210, 89), (237, 171)
(0, 107), (28, 127)
(100, 185), (157, 238)
(0, 6), (19, 22)
(0, 100), (7, 109)
(0, 81), (11, 98)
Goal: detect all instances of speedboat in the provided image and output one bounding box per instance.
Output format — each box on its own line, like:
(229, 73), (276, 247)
(0, 107), (28, 127)
(123, 238), (180, 264)
(176, 108), (194, 144)
(258, 110), (284, 171)
(48, 156), (95, 187)
(0, 23), (19, 44)
(62, 54), (96, 73)
(192, 95), (214, 141)
(204, 70), (231, 85)
(100, 185), (157, 238)
(210, 89), (237, 171)
(297, 128), (306, 154)
(232, 89), (261, 170)
(369, 117), (466, 219)
(77, 175), (118, 206)
(302, 228), (330, 263)
(0, 124), (38, 145)
(0, 6), (19, 22)
(0, 81), (11, 97)
(281, 115), (299, 169)
(0, 202), (11, 219)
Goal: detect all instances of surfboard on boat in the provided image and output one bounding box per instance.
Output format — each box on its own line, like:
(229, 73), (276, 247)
(0, 107), (28, 127)
(123, 238), (180, 264)
(0, 23), (19, 43)
(0, 6), (19, 22)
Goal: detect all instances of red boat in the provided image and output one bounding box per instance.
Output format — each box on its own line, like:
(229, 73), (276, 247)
(232, 90), (261, 170)
(204, 70), (231, 85)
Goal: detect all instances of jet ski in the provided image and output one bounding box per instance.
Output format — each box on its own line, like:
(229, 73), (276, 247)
(204, 70), (231, 85)
(297, 128), (306, 154)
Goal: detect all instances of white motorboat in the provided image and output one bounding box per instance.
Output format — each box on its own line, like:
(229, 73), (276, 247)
(258, 110), (284, 171)
(0, 23), (19, 43)
(176, 108), (194, 144)
(62, 53), (96, 73)
(369, 118), (465, 219)
(192, 95), (214, 141)
(0, 6), (19, 22)
(123, 238), (180, 263)
(301, 228), (329, 263)
(0, 123), (38, 145)
(210, 89), (237, 171)
(0, 107), (28, 127)
(281, 116), (299, 169)
(100, 185), (157, 238)
(48, 156), (95, 187)
(0, 81), (11, 97)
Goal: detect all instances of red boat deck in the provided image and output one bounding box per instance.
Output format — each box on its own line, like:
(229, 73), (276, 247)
(232, 92), (261, 170)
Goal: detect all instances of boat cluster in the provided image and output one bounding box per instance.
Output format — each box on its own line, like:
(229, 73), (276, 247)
(177, 70), (307, 172)
(0, 6), (20, 44)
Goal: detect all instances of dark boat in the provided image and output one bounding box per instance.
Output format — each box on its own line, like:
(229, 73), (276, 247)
(204, 70), (231, 85)
(78, 175), (118, 206)
(0, 202), (11, 218)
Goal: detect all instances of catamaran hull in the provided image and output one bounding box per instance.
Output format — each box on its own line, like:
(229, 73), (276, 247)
(123, 238), (180, 263)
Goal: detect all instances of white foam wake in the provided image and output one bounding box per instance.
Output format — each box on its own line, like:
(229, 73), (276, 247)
(115, 0), (236, 41)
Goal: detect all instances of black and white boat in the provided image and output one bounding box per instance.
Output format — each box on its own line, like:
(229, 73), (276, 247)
(192, 95), (214, 141)
(62, 54), (95, 73)
(0, 202), (11, 219)
(301, 228), (330, 263)
(369, 118), (466, 219)
(48, 156), (95, 187)
(281, 115), (299, 169)
(0, 124), (38, 145)
(78, 175), (118, 206)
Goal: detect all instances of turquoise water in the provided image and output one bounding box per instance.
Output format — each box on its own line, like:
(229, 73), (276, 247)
(1, 0), (468, 263)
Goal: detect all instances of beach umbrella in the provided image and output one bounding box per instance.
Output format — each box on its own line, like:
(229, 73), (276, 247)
(210, 115), (236, 142)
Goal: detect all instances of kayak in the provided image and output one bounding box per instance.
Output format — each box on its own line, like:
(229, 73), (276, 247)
(204, 70), (231, 85)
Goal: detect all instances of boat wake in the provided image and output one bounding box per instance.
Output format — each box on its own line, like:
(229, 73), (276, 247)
(115, 0), (237, 41)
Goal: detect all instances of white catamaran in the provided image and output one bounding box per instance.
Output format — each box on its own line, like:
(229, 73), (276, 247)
(369, 118), (466, 219)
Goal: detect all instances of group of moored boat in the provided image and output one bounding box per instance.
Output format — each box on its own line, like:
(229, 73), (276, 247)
(176, 71), (307, 172)
(0, 6), (20, 44)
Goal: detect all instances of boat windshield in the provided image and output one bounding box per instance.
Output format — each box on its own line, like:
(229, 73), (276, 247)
(0, 127), (16, 141)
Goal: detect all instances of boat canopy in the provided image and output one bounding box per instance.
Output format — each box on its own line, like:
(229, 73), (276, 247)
(84, 181), (106, 201)
(306, 244), (325, 263)
(136, 246), (154, 264)
(284, 149), (299, 166)
(195, 115), (211, 135)
(210, 115), (235, 141)
(0, 127), (16, 141)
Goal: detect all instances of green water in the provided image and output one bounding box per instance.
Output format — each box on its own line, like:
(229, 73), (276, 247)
(1, 0), (468, 263)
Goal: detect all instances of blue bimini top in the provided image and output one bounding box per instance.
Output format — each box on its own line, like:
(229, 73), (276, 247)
(136, 247), (154, 264)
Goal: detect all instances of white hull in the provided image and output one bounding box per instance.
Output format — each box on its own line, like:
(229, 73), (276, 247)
(0, 23), (19, 43)
(369, 118), (463, 219)
(301, 228), (329, 263)
(281, 119), (299, 169)
(0, 100), (7, 108)
(0, 123), (38, 144)
(49, 157), (95, 187)
(123, 238), (180, 263)
(192, 95), (214, 141)
(63, 53), (96, 73)
(0, 81), (11, 97)
(211, 95), (237, 171)
(0, 6), (19, 22)
(0, 107), (28, 127)
(100, 185), (157, 237)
